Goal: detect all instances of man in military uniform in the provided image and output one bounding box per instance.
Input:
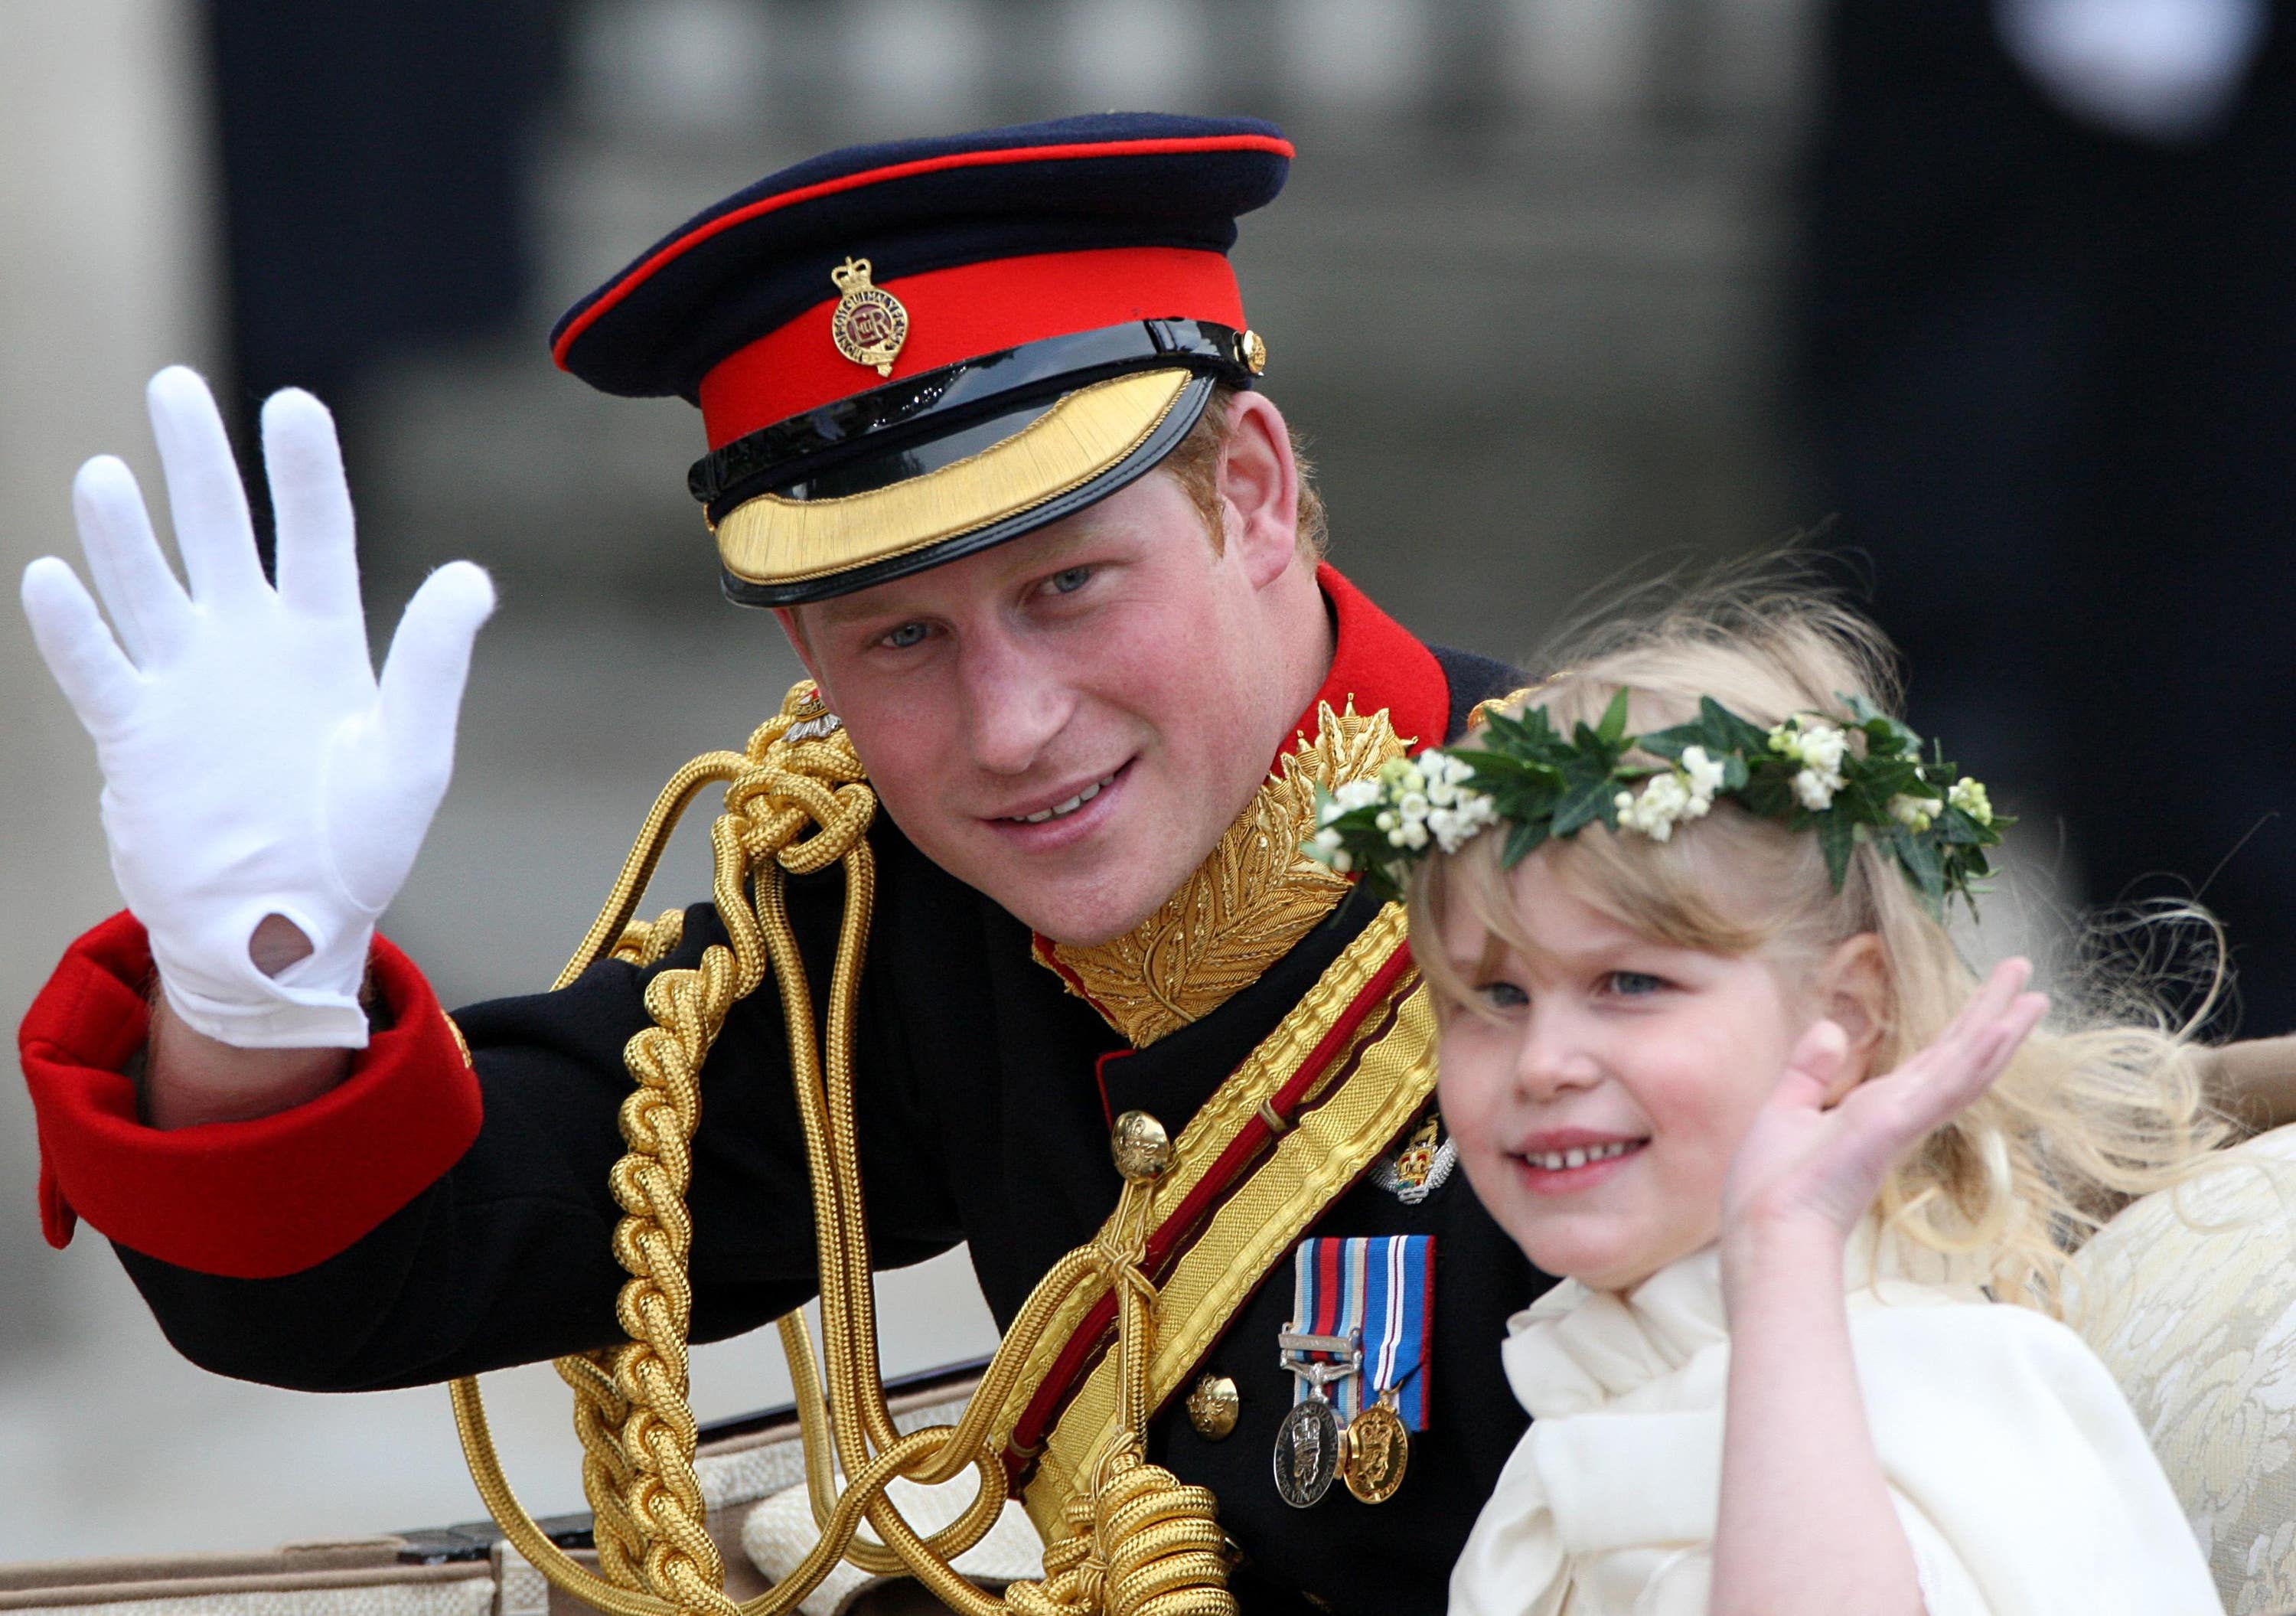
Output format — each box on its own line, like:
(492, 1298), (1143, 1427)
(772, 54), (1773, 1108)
(18, 116), (1531, 1614)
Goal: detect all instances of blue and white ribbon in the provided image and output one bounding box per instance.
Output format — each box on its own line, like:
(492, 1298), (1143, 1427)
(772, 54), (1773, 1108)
(1286, 1234), (1434, 1431)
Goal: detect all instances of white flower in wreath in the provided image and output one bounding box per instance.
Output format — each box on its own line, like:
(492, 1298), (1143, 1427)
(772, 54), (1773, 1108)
(1792, 768), (1839, 811)
(1889, 792), (1940, 833)
(1428, 791), (1499, 854)
(1797, 722), (1849, 779)
(1417, 748), (1476, 808)
(1617, 746), (1726, 842)
(1949, 776), (1995, 827)
(1772, 717), (1848, 810)
(1617, 770), (1697, 841)
(1678, 744), (1726, 808)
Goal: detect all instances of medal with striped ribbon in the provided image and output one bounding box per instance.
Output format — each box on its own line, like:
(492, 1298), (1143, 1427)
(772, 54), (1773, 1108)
(1274, 1234), (1433, 1505)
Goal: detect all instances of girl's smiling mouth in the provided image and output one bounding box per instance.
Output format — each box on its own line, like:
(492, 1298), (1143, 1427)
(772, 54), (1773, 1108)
(1508, 1133), (1650, 1194)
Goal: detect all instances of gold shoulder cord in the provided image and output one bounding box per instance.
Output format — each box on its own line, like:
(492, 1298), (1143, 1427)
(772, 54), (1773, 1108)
(448, 682), (1237, 1616)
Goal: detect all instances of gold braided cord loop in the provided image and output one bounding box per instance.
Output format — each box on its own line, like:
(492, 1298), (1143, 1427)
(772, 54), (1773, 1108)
(451, 682), (1234, 1616)
(559, 1347), (645, 1588)
(554, 753), (751, 993)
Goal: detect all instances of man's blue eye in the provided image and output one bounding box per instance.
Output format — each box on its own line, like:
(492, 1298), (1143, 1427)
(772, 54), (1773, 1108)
(1608, 971), (1664, 997)
(1048, 566), (1092, 595)
(884, 622), (928, 649)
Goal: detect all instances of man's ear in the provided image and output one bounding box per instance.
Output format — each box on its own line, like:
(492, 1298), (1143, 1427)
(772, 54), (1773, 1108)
(1814, 933), (1890, 1102)
(1217, 391), (1300, 589)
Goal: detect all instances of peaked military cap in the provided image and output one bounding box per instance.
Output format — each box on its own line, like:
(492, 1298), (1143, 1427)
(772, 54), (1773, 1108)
(552, 113), (1293, 605)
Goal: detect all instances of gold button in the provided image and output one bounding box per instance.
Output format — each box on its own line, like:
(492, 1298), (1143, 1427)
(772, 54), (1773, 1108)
(1186, 1373), (1241, 1440)
(1110, 1109), (1174, 1181)
(1238, 328), (1268, 375)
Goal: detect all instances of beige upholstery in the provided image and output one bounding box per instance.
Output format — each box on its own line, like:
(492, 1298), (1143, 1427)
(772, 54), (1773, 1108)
(0, 1542), (494, 1616)
(2073, 1122), (2296, 1616)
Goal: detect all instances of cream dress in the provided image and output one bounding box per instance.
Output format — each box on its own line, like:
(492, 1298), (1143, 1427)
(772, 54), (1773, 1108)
(1448, 1228), (2222, 1615)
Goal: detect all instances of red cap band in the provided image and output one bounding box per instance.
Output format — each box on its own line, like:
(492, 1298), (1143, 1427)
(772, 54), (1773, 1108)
(696, 246), (1246, 449)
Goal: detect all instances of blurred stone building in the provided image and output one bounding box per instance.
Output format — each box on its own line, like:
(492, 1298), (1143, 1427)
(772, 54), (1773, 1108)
(0, 0), (1812, 1560)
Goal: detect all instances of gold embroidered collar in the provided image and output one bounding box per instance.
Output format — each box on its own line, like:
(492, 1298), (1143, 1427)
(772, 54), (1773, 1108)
(1034, 700), (1410, 1046)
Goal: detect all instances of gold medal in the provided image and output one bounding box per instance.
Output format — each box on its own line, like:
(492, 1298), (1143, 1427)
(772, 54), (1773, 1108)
(1339, 1391), (1409, 1504)
(828, 256), (908, 377)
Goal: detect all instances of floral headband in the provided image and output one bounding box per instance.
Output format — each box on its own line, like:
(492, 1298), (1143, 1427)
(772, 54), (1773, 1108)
(1303, 689), (2006, 916)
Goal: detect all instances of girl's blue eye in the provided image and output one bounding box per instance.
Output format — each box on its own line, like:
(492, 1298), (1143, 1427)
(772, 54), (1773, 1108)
(1607, 971), (1665, 997)
(882, 622), (929, 650)
(1479, 981), (1528, 1010)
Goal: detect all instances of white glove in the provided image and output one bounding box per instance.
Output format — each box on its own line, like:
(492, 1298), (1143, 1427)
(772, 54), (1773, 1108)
(21, 366), (495, 1050)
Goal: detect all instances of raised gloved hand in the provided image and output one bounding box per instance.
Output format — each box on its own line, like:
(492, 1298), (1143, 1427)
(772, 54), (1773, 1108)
(21, 367), (494, 1049)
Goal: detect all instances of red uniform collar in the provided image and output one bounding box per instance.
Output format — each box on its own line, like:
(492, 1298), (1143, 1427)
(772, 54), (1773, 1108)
(1033, 566), (1453, 1042)
(1285, 563), (1449, 765)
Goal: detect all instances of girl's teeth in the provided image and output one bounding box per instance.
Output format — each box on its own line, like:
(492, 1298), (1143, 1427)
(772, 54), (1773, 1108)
(1016, 775), (1114, 824)
(1529, 1141), (1636, 1170)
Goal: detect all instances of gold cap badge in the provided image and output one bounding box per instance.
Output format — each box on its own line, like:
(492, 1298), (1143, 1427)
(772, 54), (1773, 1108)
(829, 256), (908, 377)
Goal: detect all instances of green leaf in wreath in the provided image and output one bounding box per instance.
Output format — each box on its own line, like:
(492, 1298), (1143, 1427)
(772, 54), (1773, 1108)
(1551, 775), (1616, 837)
(1818, 810), (1857, 890)
(1595, 687), (1632, 750)
(1502, 818), (1550, 867)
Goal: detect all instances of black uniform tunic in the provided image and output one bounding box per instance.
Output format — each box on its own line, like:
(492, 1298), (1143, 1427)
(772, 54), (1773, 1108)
(113, 646), (1551, 1616)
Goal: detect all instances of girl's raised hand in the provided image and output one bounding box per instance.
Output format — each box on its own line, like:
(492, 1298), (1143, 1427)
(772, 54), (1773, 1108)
(1720, 958), (2049, 1276)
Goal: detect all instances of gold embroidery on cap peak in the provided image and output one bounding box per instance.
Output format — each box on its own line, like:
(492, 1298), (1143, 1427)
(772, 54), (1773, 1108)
(829, 256), (908, 376)
(715, 368), (1190, 588)
(1038, 700), (1411, 1046)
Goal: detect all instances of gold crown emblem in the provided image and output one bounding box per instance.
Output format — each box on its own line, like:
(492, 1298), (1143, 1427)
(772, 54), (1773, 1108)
(828, 256), (908, 377)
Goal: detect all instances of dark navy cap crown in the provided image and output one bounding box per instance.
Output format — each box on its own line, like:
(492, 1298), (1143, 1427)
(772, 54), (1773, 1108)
(553, 111), (1290, 404)
(550, 111), (1291, 606)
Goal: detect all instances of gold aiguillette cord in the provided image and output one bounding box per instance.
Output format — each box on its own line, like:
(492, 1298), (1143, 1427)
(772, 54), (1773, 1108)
(449, 684), (1237, 1616)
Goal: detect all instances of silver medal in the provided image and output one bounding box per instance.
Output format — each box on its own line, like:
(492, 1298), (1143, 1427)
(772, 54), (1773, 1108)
(1273, 1393), (1342, 1508)
(1274, 1325), (1360, 1509)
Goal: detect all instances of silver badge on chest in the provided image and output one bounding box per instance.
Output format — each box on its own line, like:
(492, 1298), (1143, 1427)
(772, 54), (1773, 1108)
(1272, 1392), (1342, 1509)
(1274, 1327), (1359, 1508)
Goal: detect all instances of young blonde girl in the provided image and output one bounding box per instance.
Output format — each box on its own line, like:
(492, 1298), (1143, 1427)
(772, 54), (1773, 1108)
(1332, 581), (2227, 1614)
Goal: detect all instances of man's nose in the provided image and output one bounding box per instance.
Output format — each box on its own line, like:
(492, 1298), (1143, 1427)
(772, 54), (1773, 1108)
(955, 628), (1075, 776)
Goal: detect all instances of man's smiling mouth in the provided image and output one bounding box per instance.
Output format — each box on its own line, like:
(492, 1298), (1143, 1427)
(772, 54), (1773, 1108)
(1003, 772), (1119, 825)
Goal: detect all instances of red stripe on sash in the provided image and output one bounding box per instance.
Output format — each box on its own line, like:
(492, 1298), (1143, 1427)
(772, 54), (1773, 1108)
(1003, 943), (1414, 1474)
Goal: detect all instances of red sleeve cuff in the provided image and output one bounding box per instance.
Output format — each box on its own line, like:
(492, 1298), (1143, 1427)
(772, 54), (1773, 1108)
(18, 912), (484, 1278)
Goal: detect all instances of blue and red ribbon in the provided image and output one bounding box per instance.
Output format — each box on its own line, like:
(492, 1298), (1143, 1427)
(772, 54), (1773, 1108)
(1287, 1234), (1433, 1431)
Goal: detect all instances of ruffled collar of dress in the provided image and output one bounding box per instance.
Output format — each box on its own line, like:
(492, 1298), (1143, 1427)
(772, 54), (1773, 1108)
(1033, 566), (1450, 1047)
(1502, 1221), (1988, 1420)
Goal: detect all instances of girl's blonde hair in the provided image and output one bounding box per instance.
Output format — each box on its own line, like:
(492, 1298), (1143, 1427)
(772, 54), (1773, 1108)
(1408, 568), (2231, 1314)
